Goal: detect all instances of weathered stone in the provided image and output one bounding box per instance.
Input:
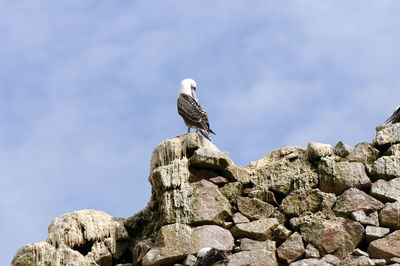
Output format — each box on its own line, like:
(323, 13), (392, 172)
(305, 243), (320, 259)
(142, 224), (234, 266)
(189, 147), (233, 170)
(385, 144), (400, 156)
(274, 224), (292, 240)
(351, 210), (379, 226)
(372, 123), (400, 147)
(277, 232), (305, 264)
(251, 155), (318, 195)
(289, 258), (333, 266)
(379, 201), (400, 229)
(368, 230), (400, 260)
(352, 248), (369, 257)
(391, 257), (400, 263)
(318, 157), (371, 195)
(321, 254), (341, 266)
(365, 226), (390, 242)
(306, 141), (334, 161)
(188, 180), (232, 225)
(370, 178), (400, 202)
(239, 238), (276, 252)
(231, 218), (280, 241)
(333, 188), (383, 217)
(209, 176), (229, 185)
(371, 155), (400, 180)
(371, 258), (387, 266)
(289, 212), (329, 230)
(247, 190), (278, 205)
(134, 239), (153, 264)
(46, 209), (129, 256)
(347, 142), (379, 165)
(219, 182), (242, 205)
(251, 146), (307, 167)
(237, 196), (275, 220)
(183, 254), (197, 266)
(226, 165), (254, 183)
(232, 212), (250, 224)
(11, 242), (97, 266)
(86, 241), (112, 266)
(334, 141), (353, 158)
(342, 256), (374, 266)
(281, 189), (336, 216)
(228, 249), (278, 266)
(300, 217), (364, 258)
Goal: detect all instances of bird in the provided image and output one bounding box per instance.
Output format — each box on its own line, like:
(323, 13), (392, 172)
(194, 247), (229, 266)
(177, 79), (216, 141)
(386, 106), (400, 124)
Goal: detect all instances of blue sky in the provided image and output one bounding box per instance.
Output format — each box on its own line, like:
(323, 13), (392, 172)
(2, 1), (400, 264)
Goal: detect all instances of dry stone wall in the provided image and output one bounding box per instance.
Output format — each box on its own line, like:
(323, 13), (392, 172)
(12, 124), (400, 266)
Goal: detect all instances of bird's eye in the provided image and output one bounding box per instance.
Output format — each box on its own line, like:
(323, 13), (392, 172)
(191, 85), (196, 90)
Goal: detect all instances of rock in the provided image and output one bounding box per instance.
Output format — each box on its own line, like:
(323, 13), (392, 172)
(251, 146), (307, 167)
(305, 243), (320, 259)
(352, 248), (369, 257)
(188, 180), (232, 225)
(391, 257), (400, 263)
(251, 155), (318, 195)
(370, 178), (400, 202)
(134, 239), (153, 264)
(300, 216), (364, 258)
(333, 188), (383, 217)
(281, 189), (336, 216)
(86, 241), (112, 266)
(237, 196), (275, 220)
(385, 144), (400, 156)
(247, 190), (278, 205)
(142, 224), (234, 266)
(183, 254), (197, 266)
(232, 212), (250, 224)
(371, 156), (400, 180)
(46, 210), (129, 256)
(368, 230), (400, 260)
(226, 165), (253, 183)
(365, 226), (390, 242)
(351, 210), (379, 226)
(333, 141), (353, 158)
(209, 176), (229, 185)
(372, 123), (400, 147)
(239, 238), (276, 251)
(277, 232), (305, 264)
(289, 258), (333, 266)
(306, 142), (334, 161)
(231, 218), (280, 241)
(228, 249), (278, 266)
(347, 142), (379, 165)
(219, 182), (242, 205)
(371, 258), (387, 266)
(274, 224), (292, 240)
(379, 201), (400, 229)
(11, 242), (97, 266)
(321, 254), (341, 266)
(318, 157), (371, 195)
(189, 147), (233, 170)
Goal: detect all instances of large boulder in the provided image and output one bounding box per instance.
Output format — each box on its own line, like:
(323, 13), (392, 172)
(231, 218), (280, 241)
(318, 157), (371, 195)
(142, 224), (234, 266)
(281, 189), (336, 216)
(237, 196), (275, 220)
(300, 216), (364, 258)
(372, 124), (400, 147)
(333, 188), (383, 217)
(379, 201), (400, 229)
(370, 155), (400, 180)
(370, 177), (400, 202)
(277, 232), (305, 264)
(368, 230), (400, 260)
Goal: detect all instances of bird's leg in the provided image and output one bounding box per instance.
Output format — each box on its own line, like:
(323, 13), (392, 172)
(187, 127), (191, 134)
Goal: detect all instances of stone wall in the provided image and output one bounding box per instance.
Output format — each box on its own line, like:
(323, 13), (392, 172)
(12, 124), (400, 266)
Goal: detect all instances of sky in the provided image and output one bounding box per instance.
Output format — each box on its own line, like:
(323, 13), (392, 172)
(2, 1), (400, 264)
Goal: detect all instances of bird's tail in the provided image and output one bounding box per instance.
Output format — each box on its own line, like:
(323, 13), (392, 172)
(199, 129), (212, 141)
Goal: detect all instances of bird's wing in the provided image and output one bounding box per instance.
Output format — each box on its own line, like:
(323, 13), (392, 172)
(177, 94), (211, 132)
(386, 107), (400, 124)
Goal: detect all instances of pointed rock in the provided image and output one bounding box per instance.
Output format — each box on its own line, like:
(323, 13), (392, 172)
(333, 188), (383, 217)
(277, 232), (305, 264)
(333, 141), (353, 158)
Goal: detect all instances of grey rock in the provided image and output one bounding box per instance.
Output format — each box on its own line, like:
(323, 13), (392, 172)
(239, 238), (276, 252)
(230, 218), (280, 241)
(277, 232), (305, 264)
(368, 229), (400, 260)
(385, 144), (400, 156)
(228, 249), (278, 266)
(372, 123), (400, 147)
(370, 178), (400, 202)
(237, 196), (275, 220)
(379, 201), (400, 229)
(333, 188), (383, 217)
(348, 142), (379, 164)
(321, 254), (341, 266)
(306, 141), (334, 161)
(371, 155), (400, 180)
(365, 226), (390, 242)
(351, 210), (379, 226)
(289, 258), (333, 266)
(318, 157), (371, 195)
(305, 243), (320, 259)
(232, 212), (250, 224)
(334, 141), (353, 158)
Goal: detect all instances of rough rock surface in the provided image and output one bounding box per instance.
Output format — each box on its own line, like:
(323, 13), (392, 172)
(12, 125), (400, 265)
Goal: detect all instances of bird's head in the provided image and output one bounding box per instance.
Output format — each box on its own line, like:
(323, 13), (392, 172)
(179, 78), (198, 102)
